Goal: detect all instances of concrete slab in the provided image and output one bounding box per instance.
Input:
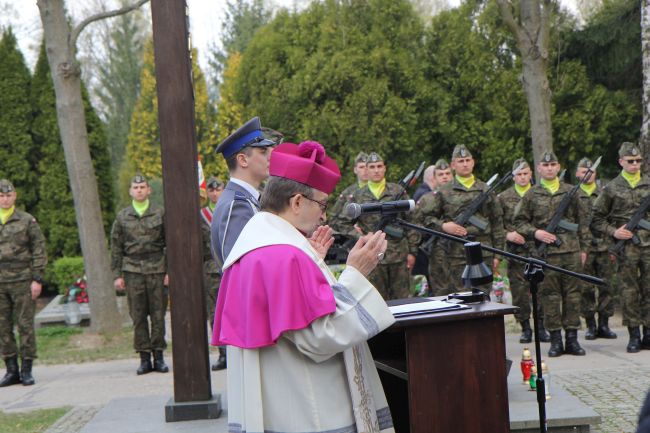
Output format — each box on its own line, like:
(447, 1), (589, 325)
(79, 396), (228, 433)
(35, 295), (91, 328)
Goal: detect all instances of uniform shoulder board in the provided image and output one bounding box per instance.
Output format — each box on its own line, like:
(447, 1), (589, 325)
(233, 191), (249, 201)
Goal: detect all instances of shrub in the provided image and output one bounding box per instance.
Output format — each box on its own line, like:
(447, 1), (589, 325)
(47, 257), (85, 295)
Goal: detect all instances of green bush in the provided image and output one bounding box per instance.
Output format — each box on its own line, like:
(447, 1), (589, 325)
(47, 257), (85, 295)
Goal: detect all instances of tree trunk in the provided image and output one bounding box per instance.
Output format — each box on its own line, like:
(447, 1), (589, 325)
(37, 0), (120, 333)
(496, 0), (554, 168)
(641, 0), (650, 162)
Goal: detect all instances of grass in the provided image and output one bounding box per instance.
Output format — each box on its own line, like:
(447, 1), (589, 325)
(35, 325), (138, 365)
(0, 407), (69, 433)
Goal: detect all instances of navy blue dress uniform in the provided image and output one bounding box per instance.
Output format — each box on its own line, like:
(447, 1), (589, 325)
(210, 117), (278, 369)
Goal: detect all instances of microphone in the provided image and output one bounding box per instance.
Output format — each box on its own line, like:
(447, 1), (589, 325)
(344, 200), (416, 219)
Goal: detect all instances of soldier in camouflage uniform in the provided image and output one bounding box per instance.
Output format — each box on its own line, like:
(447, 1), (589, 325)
(497, 159), (550, 344)
(0, 179), (46, 387)
(201, 177), (225, 370)
(352, 152), (419, 300)
(328, 152), (368, 236)
(592, 142), (650, 353)
(418, 146), (505, 296)
(111, 174), (169, 375)
(575, 158), (617, 341)
(415, 159), (453, 295)
(514, 151), (590, 357)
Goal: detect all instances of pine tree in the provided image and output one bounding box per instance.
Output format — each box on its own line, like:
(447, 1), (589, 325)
(0, 29), (36, 212)
(124, 38), (223, 202)
(32, 43), (114, 260)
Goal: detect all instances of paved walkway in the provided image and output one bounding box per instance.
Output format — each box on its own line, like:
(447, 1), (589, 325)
(2, 312), (648, 432)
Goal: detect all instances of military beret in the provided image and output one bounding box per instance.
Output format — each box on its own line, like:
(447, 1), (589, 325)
(131, 173), (147, 184)
(0, 179), (14, 193)
(206, 177), (223, 189)
(619, 142), (642, 158)
(355, 152), (369, 164)
(216, 117), (275, 158)
(540, 150), (558, 163)
(434, 159), (449, 170)
(577, 157), (593, 169)
(513, 158), (530, 172)
(451, 144), (472, 159)
(367, 152), (383, 163)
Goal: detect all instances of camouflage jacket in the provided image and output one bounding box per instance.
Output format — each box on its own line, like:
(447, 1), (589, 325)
(417, 177), (505, 257)
(514, 182), (590, 256)
(327, 182), (362, 236)
(497, 186), (532, 255)
(578, 185), (607, 253)
(592, 174), (650, 248)
(110, 204), (166, 277)
(0, 210), (47, 283)
(352, 182), (419, 263)
(201, 217), (219, 275)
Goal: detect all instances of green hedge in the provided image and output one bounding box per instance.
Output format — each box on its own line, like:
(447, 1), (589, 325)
(47, 257), (84, 295)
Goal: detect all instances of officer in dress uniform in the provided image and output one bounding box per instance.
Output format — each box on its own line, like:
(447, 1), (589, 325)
(210, 117), (280, 369)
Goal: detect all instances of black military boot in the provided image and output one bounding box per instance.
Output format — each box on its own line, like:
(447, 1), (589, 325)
(627, 326), (642, 353)
(136, 351), (153, 375)
(152, 350), (169, 373)
(0, 356), (21, 387)
(20, 359), (35, 386)
(538, 319), (551, 343)
(643, 326), (650, 350)
(564, 329), (586, 356)
(519, 320), (532, 344)
(596, 315), (617, 339)
(212, 347), (227, 371)
(548, 330), (564, 357)
(584, 316), (597, 340)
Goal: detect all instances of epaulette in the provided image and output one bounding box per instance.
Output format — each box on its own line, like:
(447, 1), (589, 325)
(233, 191), (249, 201)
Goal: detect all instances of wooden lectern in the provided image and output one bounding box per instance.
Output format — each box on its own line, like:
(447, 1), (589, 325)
(369, 300), (517, 433)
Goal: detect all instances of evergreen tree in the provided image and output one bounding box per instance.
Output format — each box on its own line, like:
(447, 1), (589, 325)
(124, 39), (222, 204)
(0, 29), (36, 211)
(32, 43), (114, 260)
(216, 52), (246, 145)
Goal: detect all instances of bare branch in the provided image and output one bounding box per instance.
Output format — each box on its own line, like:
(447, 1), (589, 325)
(70, 0), (149, 51)
(495, 0), (525, 44)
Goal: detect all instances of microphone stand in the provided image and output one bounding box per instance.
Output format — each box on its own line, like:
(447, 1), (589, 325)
(385, 216), (603, 433)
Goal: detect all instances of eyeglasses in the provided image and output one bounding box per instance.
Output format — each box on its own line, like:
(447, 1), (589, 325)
(294, 194), (328, 212)
(623, 158), (643, 164)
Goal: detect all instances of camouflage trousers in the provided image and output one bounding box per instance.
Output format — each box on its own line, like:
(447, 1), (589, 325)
(507, 259), (544, 323)
(617, 244), (650, 327)
(368, 261), (411, 300)
(539, 253), (581, 331)
(580, 250), (616, 319)
(204, 272), (221, 329)
(124, 272), (167, 352)
(428, 244), (451, 296)
(0, 280), (36, 359)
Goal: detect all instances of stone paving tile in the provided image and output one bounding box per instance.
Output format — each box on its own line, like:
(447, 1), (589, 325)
(44, 405), (102, 433)
(555, 367), (650, 433)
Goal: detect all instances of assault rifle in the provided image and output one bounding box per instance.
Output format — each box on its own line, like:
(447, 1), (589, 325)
(535, 156), (601, 257)
(420, 162), (527, 256)
(609, 193), (650, 255)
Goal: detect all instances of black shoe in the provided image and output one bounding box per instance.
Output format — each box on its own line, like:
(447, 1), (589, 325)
(137, 352), (153, 375)
(212, 348), (227, 371)
(519, 320), (532, 344)
(0, 357), (21, 387)
(642, 326), (650, 350)
(20, 359), (35, 386)
(584, 316), (597, 340)
(564, 329), (586, 356)
(596, 315), (617, 339)
(548, 330), (564, 357)
(153, 350), (169, 373)
(627, 327), (642, 353)
(538, 319), (551, 343)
